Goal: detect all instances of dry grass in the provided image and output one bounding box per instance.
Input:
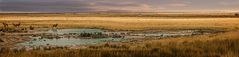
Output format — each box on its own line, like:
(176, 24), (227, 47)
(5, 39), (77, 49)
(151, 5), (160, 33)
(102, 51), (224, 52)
(1, 14), (239, 57)
(138, 31), (239, 57)
(1, 31), (239, 57)
(1, 17), (239, 31)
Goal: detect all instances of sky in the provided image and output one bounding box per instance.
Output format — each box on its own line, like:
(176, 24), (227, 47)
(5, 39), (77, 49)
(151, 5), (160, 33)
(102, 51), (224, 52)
(0, 0), (239, 13)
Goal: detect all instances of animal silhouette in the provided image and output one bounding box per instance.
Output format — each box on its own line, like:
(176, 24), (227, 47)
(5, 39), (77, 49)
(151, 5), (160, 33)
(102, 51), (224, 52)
(53, 24), (58, 27)
(13, 23), (21, 27)
(2, 22), (8, 27)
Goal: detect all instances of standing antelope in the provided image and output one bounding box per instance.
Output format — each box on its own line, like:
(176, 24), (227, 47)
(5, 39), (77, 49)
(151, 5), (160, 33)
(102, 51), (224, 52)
(53, 24), (58, 28)
(13, 22), (21, 27)
(1, 22), (9, 32)
(2, 22), (8, 27)
(52, 24), (58, 33)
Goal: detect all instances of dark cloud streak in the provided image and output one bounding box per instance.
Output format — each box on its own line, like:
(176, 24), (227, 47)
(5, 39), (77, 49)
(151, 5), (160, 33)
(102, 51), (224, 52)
(0, 0), (239, 13)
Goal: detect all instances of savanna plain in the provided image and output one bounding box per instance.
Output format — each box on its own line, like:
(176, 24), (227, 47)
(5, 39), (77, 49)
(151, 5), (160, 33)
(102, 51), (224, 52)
(0, 13), (239, 57)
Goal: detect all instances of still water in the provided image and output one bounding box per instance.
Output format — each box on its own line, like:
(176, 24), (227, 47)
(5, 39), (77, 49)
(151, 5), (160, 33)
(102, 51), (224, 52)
(19, 29), (124, 46)
(19, 37), (123, 46)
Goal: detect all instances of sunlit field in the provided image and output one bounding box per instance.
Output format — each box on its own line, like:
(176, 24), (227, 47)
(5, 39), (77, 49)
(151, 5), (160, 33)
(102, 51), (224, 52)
(0, 13), (239, 57)
(1, 16), (239, 30)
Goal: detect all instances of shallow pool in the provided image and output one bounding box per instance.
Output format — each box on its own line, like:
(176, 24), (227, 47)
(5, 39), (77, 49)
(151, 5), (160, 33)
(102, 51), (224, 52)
(36, 29), (104, 34)
(18, 29), (124, 46)
(18, 37), (124, 46)
(18, 29), (201, 47)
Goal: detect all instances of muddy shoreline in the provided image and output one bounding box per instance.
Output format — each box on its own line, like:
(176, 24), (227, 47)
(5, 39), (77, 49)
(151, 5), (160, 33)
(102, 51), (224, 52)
(0, 28), (226, 51)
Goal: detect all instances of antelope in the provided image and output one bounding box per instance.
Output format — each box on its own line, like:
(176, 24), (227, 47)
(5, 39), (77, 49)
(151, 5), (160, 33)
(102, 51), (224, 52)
(53, 24), (58, 28)
(52, 24), (58, 33)
(2, 22), (8, 27)
(13, 22), (21, 27)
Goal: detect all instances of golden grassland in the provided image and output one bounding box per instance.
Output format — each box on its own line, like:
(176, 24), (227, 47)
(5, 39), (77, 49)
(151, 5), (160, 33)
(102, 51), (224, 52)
(1, 16), (239, 31)
(1, 14), (239, 57)
(1, 30), (239, 57)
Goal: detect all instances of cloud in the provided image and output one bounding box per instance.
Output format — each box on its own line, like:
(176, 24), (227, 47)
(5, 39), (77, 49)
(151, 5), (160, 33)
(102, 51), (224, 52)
(0, 0), (98, 12)
(89, 1), (156, 12)
(0, 0), (239, 12)
(168, 3), (188, 7)
(0, 0), (157, 12)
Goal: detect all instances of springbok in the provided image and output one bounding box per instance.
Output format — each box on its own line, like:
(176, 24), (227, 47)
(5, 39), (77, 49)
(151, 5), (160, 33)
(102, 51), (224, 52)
(53, 24), (58, 28)
(52, 24), (58, 33)
(13, 22), (21, 27)
(2, 22), (8, 27)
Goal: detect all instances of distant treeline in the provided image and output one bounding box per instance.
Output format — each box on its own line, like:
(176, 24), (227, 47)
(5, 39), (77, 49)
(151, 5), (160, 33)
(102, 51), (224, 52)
(0, 12), (239, 18)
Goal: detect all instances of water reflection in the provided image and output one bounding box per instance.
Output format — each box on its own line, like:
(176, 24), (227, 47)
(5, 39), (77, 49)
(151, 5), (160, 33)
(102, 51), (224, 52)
(19, 37), (123, 46)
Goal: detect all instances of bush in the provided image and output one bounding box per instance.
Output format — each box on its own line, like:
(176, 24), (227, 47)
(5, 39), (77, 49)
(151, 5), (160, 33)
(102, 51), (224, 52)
(235, 13), (239, 16)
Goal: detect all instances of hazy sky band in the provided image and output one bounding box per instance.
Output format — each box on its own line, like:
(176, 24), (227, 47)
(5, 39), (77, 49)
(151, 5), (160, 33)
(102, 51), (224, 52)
(0, 0), (239, 13)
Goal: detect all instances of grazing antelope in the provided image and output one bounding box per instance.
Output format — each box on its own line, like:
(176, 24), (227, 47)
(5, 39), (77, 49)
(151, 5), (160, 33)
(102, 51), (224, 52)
(13, 22), (21, 27)
(2, 22), (8, 27)
(53, 24), (58, 28)
(52, 24), (58, 33)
